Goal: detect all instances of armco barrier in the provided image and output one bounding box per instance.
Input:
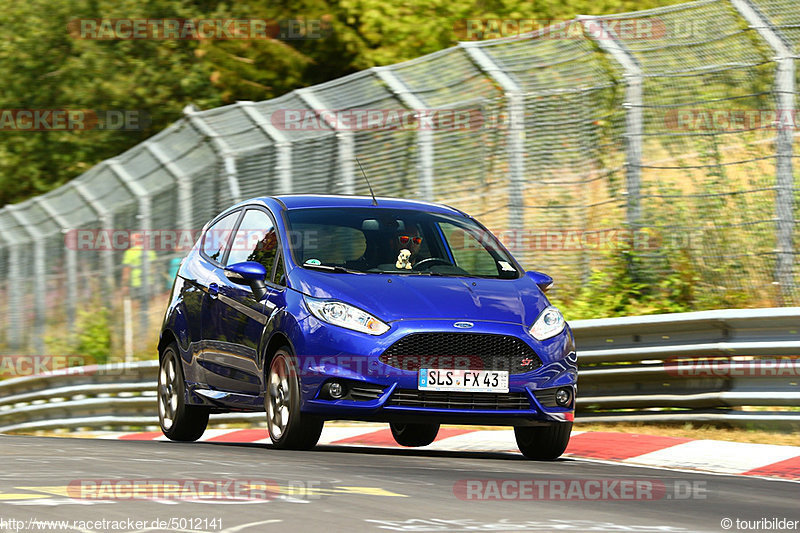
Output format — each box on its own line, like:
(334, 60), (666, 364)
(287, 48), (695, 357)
(574, 307), (800, 424)
(0, 308), (798, 432)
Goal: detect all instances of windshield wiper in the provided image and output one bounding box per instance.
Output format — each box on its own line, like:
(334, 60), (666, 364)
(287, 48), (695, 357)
(399, 271), (498, 279)
(388, 271), (444, 276)
(302, 263), (360, 274)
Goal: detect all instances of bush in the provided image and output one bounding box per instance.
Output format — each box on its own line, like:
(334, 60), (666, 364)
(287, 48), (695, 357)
(74, 307), (112, 366)
(44, 305), (112, 366)
(551, 247), (699, 320)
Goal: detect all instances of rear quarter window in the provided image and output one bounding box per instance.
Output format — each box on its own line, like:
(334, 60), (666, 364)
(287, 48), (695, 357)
(202, 211), (240, 263)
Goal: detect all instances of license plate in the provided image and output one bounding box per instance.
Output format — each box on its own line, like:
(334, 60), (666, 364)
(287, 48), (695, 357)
(418, 368), (509, 393)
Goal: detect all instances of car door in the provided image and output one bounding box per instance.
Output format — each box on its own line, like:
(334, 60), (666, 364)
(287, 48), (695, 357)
(259, 244), (289, 387)
(202, 207), (279, 395)
(192, 209), (242, 388)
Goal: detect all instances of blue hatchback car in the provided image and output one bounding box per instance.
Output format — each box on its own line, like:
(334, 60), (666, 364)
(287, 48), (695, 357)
(158, 195), (577, 459)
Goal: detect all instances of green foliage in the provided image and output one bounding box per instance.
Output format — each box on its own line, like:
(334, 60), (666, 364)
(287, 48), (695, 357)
(551, 238), (763, 320)
(1, 0), (686, 206)
(0, 0), (221, 205)
(74, 307), (112, 365)
(335, 0), (683, 67)
(551, 247), (696, 320)
(45, 306), (112, 365)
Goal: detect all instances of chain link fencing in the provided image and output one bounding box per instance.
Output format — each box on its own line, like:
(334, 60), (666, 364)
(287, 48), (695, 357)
(0, 0), (797, 356)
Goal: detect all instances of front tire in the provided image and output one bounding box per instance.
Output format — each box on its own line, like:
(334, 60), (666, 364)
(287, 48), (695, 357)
(158, 343), (209, 441)
(390, 422), (440, 447)
(514, 422), (572, 460)
(266, 348), (323, 450)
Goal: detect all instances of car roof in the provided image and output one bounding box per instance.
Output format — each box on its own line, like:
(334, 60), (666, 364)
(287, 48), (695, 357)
(261, 194), (467, 216)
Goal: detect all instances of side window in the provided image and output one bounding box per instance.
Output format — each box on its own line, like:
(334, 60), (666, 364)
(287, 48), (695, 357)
(202, 211), (240, 263)
(227, 209), (279, 276)
(439, 222), (499, 276)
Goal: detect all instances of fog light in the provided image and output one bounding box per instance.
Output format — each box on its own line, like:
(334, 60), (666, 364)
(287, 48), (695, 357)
(328, 381), (344, 399)
(555, 387), (572, 407)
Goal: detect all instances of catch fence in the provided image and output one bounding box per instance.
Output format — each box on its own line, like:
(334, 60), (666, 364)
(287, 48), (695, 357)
(0, 0), (797, 355)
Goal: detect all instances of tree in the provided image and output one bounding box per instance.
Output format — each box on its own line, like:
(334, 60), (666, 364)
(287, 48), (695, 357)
(0, 0), (683, 205)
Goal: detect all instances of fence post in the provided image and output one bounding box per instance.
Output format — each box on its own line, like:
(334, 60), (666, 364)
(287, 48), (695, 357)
(460, 42), (526, 239)
(374, 67), (435, 202)
(107, 160), (152, 338)
(72, 181), (115, 298)
(239, 102), (293, 194)
(579, 16), (643, 230)
(296, 89), (355, 194)
(0, 219), (24, 351)
(0, 231), (8, 350)
(5, 205), (46, 353)
(729, 0), (795, 301)
(183, 105), (242, 207)
(7, 244), (23, 350)
(145, 139), (193, 233)
(35, 197), (78, 334)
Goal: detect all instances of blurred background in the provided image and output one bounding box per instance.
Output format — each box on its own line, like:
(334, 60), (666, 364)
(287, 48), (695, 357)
(0, 0), (797, 364)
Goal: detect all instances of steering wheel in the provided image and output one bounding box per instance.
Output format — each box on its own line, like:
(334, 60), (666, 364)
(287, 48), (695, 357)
(412, 257), (453, 271)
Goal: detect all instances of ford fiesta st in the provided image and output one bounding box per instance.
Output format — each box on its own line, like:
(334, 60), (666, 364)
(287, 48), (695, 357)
(157, 195), (577, 460)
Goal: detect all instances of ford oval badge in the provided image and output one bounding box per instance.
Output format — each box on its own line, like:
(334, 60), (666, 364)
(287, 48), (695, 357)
(453, 321), (474, 329)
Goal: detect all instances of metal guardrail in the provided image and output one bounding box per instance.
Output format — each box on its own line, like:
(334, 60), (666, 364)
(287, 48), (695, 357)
(0, 360), (264, 433)
(573, 307), (800, 424)
(0, 308), (798, 433)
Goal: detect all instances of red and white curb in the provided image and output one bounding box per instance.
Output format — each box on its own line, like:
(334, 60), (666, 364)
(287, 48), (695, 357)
(88, 426), (800, 482)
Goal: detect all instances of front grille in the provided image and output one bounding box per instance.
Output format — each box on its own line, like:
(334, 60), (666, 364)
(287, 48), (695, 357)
(387, 389), (531, 410)
(380, 333), (542, 374)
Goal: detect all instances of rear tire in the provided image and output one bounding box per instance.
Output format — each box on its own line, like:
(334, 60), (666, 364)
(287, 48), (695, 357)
(514, 422), (572, 460)
(158, 343), (209, 441)
(390, 422), (440, 447)
(266, 347), (324, 450)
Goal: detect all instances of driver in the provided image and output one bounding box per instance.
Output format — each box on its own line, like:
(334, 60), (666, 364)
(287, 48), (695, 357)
(392, 223), (423, 267)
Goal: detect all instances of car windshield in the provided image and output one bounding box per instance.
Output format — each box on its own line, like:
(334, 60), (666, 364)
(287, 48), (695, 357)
(284, 207), (520, 279)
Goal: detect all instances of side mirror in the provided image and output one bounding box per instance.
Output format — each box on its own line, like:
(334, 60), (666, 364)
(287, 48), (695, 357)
(525, 271), (554, 292)
(225, 261), (268, 299)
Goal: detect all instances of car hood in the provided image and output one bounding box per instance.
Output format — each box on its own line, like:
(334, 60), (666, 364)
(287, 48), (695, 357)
(288, 269), (548, 325)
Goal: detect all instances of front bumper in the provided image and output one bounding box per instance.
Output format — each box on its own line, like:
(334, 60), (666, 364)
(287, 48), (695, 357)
(291, 317), (577, 426)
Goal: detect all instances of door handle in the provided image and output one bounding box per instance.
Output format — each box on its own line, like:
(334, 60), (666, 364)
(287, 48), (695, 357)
(208, 283), (219, 299)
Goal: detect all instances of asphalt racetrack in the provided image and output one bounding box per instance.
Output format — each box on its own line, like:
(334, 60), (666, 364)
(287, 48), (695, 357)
(0, 434), (798, 532)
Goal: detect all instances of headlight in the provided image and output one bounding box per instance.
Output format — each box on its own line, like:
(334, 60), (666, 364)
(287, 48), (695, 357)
(304, 296), (390, 335)
(529, 306), (565, 340)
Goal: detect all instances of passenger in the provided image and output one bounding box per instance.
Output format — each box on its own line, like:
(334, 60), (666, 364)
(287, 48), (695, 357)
(391, 223), (423, 268)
